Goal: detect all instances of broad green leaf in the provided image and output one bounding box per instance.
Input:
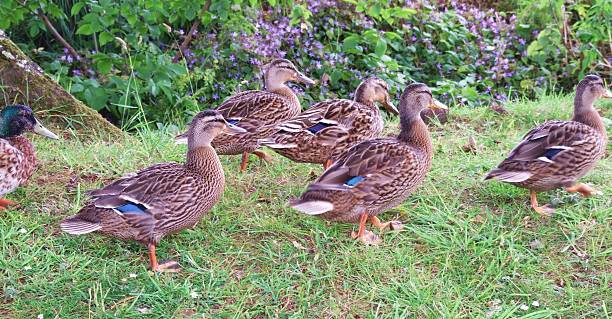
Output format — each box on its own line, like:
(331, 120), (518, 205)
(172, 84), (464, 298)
(367, 4), (381, 18)
(70, 83), (85, 93)
(461, 86), (479, 101)
(96, 58), (113, 74)
(375, 38), (387, 57)
(342, 35), (361, 54)
(99, 32), (114, 46)
(71, 2), (85, 16)
(76, 23), (95, 35)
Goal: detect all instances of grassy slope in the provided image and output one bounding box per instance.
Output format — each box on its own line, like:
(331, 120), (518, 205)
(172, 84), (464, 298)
(1, 95), (610, 318)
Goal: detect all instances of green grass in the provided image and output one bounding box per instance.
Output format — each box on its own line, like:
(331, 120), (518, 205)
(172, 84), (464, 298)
(1, 95), (610, 318)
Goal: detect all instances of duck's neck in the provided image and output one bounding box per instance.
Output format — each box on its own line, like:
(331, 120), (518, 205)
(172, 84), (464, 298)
(5, 136), (37, 181)
(269, 85), (299, 105)
(397, 115), (432, 154)
(572, 108), (606, 137)
(185, 146), (221, 174)
(354, 97), (376, 108)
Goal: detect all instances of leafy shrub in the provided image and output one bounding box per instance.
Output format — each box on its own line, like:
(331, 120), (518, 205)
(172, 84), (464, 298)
(1, 0), (609, 128)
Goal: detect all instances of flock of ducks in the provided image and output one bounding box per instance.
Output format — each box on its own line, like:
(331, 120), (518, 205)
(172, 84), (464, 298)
(0, 58), (609, 273)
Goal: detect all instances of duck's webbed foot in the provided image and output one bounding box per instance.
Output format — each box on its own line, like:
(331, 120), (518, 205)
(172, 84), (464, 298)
(154, 260), (181, 273)
(0, 198), (15, 210)
(530, 190), (554, 217)
(148, 244), (181, 273)
(253, 150), (274, 164)
(351, 229), (381, 245)
(350, 213), (381, 245)
(565, 183), (602, 197)
(370, 216), (404, 232)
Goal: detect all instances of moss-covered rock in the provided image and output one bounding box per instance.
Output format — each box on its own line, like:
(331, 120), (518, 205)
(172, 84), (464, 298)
(0, 30), (123, 139)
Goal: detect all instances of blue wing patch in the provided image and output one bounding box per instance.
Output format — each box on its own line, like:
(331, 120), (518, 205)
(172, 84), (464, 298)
(307, 122), (334, 134)
(344, 176), (365, 187)
(227, 119), (240, 125)
(543, 148), (564, 160)
(115, 203), (148, 214)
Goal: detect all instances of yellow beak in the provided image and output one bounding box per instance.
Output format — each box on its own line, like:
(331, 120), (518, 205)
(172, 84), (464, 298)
(428, 99), (448, 110)
(383, 97), (399, 115)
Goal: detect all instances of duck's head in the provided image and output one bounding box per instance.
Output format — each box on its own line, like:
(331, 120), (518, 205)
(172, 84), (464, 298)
(575, 75), (611, 111)
(354, 77), (398, 114)
(263, 59), (315, 90)
(0, 104), (59, 139)
(399, 83), (447, 120)
(186, 110), (246, 148)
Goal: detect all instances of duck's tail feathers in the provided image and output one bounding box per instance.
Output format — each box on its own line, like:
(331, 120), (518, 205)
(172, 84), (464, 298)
(289, 198), (334, 215)
(60, 217), (102, 235)
(483, 169), (532, 183)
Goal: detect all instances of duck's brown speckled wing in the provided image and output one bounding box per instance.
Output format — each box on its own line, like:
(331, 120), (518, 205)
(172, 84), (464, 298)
(215, 90), (292, 131)
(258, 99), (380, 163)
(0, 139), (25, 196)
(309, 138), (417, 204)
(485, 120), (604, 189)
(83, 163), (198, 240)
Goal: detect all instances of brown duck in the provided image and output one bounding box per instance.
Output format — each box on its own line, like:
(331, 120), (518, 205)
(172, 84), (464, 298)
(176, 59), (315, 172)
(290, 83), (447, 244)
(484, 75), (611, 216)
(61, 110), (245, 272)
(255, 77), (398, 169)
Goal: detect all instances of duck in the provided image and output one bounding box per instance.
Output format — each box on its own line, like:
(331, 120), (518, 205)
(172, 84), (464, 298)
(176, 58), (315, 172)
(253, 77), (399, 169)
(289, 83), (447, 244)
(484, 74), (611, 216)
(60, 110), (246, 272)
(0, 104), (59, 210)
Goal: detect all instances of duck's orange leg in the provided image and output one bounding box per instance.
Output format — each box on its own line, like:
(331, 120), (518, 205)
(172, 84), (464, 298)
(530, 190), (554, 217)
(351, 213), (380, 245)
(0, 198), (15, 210)
(253, 150), (274, 164)
(148, 243), (180, 273)
(565, 183), (600, 197)
(240, 152), (249, 172)
(323, 159), (333, 170)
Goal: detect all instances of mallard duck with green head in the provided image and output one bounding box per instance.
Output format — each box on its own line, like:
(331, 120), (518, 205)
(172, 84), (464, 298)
(484, 75), (611, 216)
(290, 83), (447, 244)
(1, 104), (59, 210)
(60, 110), (245, 272)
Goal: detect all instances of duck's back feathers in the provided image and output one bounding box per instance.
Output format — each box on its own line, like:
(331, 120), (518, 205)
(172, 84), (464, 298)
(63, 162), (216, 244)
(293, 138), (427, 221)
(212, 90), (301, 154)
(485, 120), (606, 191)
(258, 99), (383, 163)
